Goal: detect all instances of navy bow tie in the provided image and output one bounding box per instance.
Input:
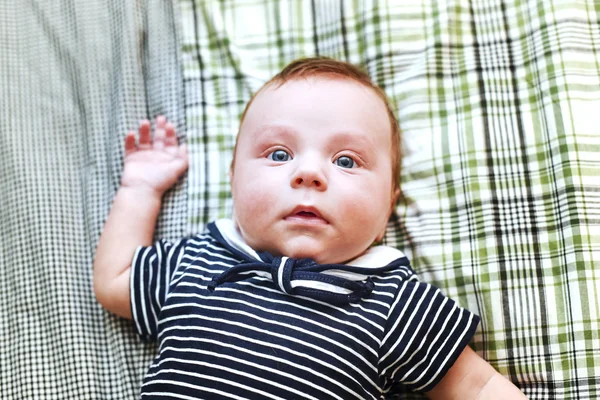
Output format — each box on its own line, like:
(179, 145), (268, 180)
(208, 252), (402, 305)
(206, 221), (409, 305)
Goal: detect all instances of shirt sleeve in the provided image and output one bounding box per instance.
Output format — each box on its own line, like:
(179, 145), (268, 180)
(130, 238), (188, 340)
(379, 279), (480, 393)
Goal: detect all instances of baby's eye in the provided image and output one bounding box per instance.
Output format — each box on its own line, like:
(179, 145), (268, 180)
(334, 155), (356, 169)
(268, 149), (291, 162)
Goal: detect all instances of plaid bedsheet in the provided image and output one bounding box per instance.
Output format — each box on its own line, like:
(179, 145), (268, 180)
(1, 0), (599, 399)
(181, 1), (600, 399)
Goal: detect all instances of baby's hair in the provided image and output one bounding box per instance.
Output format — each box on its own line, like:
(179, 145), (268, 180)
(232, 57), (401, 193)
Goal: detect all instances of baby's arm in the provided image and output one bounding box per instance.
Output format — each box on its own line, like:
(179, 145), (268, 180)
(426, 347), (527, 399)
(93, 116), (188, 319)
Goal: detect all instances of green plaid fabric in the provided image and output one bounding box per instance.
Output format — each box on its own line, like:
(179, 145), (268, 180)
(181, 1), (600, 398)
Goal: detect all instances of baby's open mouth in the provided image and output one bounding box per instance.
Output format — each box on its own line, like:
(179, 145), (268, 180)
(285, 207), (328, 224)
(296, 211), (318, 218)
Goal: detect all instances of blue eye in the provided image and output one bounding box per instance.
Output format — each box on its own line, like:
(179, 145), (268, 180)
(269, 149), (291, 162)
(334, 156), (355, 168)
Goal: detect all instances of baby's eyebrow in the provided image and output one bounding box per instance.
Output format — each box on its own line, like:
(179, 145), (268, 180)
(250, 124), (298, 142)
(326, 131), (375, 148)
(253, 125), (374, 144)
(326, 130), (378, 159)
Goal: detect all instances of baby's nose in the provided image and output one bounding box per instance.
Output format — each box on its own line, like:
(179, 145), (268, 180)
(290, 163), (328, 190)
(293, 176), (322, 187)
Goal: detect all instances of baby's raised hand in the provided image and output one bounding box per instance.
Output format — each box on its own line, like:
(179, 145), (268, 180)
(120, 116), (189, 195)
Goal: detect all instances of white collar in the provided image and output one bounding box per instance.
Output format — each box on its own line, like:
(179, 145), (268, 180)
(213, 218), (405, 269)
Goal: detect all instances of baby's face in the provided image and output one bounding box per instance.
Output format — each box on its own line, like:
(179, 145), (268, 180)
(231, 77), (396, 264)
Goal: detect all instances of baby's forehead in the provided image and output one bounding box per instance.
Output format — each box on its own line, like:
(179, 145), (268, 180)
(245, 77), (386, 120)
(260, 75), (374, 96)
(236, 75), (393, 150)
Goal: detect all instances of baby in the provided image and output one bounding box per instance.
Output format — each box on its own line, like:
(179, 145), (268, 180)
(94, 57), (526, 399)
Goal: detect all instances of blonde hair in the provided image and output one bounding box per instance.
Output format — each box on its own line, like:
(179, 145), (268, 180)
(231, 57), (401, 193)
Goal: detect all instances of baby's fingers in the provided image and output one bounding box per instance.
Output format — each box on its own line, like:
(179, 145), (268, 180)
(153, 116), (167, 150)
(138, 120), (152, 150)
(124, 131), (136, 156)
(164, 122), (178, 147)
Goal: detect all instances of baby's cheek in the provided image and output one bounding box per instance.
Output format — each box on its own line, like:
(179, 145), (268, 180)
(345, 192), (385, 231)
(249, 193), (275, 214)
(235, 189), (275, 223)
(343, 193), (373, 217)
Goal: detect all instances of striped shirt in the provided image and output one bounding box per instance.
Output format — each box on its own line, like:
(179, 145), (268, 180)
(131, 219), (479, 399)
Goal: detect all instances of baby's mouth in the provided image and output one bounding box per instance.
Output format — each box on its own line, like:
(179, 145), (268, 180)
(285, 207), (328, 224)
(296, 211), (318, 218)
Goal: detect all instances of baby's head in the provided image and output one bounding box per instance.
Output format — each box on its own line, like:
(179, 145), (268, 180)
(230, 57), (401, 264)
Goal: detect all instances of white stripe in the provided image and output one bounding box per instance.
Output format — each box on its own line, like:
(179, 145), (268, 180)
(168, 292), (380, 353)
(161, 242), (171, 306)
(158, 314), (379, 386)
(348, 302), (388, 320)
(183, 257), (237, 268)
(131, 246), (143, 335)
(185, 236), (217, 246)
(321, 270), (371, 280)
(375, 282), (401, 288)
(150, 247), (160, 330)
(380, 268), (412, 279)
(237, 279), (392, 320)
(161, 344), (350, 400)
(278, 256), (287, 292)
(175, 241), (186, 263)
(162, 240), (187, 304)
(139, 247), (153, 335)
(143, 374), (285, 400)
(369, 289), (395, 299)
(234, 282), (388, 329)
(151, 359), (321, 400)
(161, 301), (379, 358)
(183, 244), (239, 262)
(168, 260), (237, 288)
(206, 270), (355, 295)
(381, 282), (422, 347)
(159, 325), (374, 395)
(166, 336), (369, 399)
(291, 279), (353, 294)
(358, 297), (393, 309)
(414, 311), (476, 391)
(382, 287), (445, 376)
(177, 277), (216, 287)
(397, 302), (459, 384)
(143, 388), (248, 400)
(184, 263), (232, 273)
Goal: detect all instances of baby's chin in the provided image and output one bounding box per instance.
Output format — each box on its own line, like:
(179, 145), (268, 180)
(239, 226), (370, 265)
(272, 242), (366, 265)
